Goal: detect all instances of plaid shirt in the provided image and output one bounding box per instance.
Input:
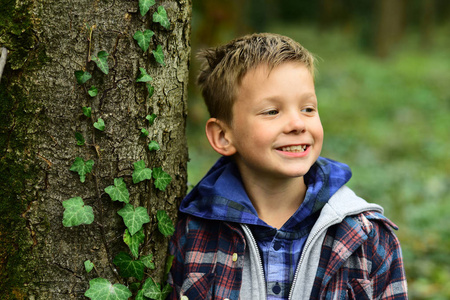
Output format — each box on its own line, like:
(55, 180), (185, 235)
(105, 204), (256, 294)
(168, 210), (407, 299)
(168, 157), (407, 299)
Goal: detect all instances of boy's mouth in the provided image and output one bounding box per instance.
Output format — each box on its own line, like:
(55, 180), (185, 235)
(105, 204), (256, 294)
(278, 145), (308, 153)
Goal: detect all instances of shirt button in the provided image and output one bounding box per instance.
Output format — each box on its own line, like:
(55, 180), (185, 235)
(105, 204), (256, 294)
(272, 283), (281, 294)
(232, 253), (238, 262)
(181, 296), (189, 300)
(273, 241), (282, 251)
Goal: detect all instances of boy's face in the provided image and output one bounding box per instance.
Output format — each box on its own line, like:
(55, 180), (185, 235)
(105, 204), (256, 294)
(227, 62), (323, 182)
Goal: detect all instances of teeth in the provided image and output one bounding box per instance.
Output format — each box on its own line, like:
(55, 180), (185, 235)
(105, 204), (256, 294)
(280, 145), (307, 152)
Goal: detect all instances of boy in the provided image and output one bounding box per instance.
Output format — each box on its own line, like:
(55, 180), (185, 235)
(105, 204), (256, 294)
(168, 33), (407, 299)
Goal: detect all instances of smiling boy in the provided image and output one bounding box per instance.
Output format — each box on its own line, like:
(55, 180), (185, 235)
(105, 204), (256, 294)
(168, 33), (407, 299)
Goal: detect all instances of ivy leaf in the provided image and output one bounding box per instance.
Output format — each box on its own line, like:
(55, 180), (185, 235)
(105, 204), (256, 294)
(137, 67), (152, 83)
(105, 178), (130, 203)
(113, 251), (145, 280)
(85, 277), (132, 300)
(148, 140), (160, 151)
(161, 283), (173, 300)
(141, 253), (155, 269)
(147, 83), (155, 97)
(146, 113), (157, 125)
(70, 157), (94, 183)
(142, 278), (162, 300)
(117, 204), (151, 235)
(91, 51), (109, 74)
(132, 160), (152, 184)
(139, 0), (155, 16)
(75, 70), (92, 84)
(141, 128), (149, 137)
(152, 167), (171, 191)
(84, 260), (94, 273)
(133, 29), (154, 52)
(123, 228), (145, 258)
(129, 282), (141, 292)
(157, 210), (175, 237)
(82, 106), (92, 118)
(62, 197), (94, 227)
(136, 290), (145, 300)
(93, 118), (105, 131)
(164, 255), (174, 276)
(75, 132), (85, 146)
(152, 45), (165, 66)
(88, 86), (98, 97)
(153, 5), (170, 29)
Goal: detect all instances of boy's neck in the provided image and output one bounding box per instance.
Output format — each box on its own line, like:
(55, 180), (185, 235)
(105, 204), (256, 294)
(240, 174), (307, 229)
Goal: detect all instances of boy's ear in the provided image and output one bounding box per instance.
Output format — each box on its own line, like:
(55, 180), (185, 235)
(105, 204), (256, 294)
(205, 118), (237, 156)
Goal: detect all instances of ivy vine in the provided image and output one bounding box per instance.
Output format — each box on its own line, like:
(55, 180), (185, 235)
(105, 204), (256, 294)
(62, 1), (175, 299)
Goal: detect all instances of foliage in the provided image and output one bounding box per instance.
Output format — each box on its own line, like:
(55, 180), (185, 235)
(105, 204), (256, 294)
(91, 51), (109, 74)
(153, 6), (170, 30)
(62, 197), (94, 227)
(62, 2), (176, 299)
(69, 157), (94, 183)
(85, 278), (132, 300)
(133, 30), (154, 52)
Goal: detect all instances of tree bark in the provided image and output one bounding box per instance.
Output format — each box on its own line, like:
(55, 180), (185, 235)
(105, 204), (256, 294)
(374, 0), (406, 58)
(0, 0), (191, 298)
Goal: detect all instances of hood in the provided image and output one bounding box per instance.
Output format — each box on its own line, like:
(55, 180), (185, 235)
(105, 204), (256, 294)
(180, 156), (352, 227)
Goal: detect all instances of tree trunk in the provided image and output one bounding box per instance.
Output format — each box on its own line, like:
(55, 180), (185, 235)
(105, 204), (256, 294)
(0, 0), (191, 298)
(374, 0), (406, 58)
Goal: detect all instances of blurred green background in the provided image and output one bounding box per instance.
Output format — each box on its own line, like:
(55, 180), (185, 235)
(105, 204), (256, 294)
(186, 1), (450, 298)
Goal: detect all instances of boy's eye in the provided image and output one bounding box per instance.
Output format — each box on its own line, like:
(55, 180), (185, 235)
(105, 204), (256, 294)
(301, 107), (316, 113)
(264, 109), (278, 116)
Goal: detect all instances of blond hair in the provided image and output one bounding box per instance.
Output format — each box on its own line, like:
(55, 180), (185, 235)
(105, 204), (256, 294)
(197, 33), (315, 124)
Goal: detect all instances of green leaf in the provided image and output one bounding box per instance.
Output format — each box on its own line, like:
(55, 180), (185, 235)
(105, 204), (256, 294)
(146, 113), (157, 125)
(62, 197), (94, 227)
(82, 106), (92, 118)
(139, 0), (155, 16)
(129, 282), (141, 292)
(91, 51), (109, 74)
(152, 45), (165, 66)
(152, 167), (172, 191)
(93, 118), (105, 131)
(75, 132), (85, 146)
(123, 228), (145, 258)
(70, 157), (94, 183)
(113, 251), (145, 280)
(84, 260), (94, 273)
(132, 160), (152, 184)
(117, 204), (151, 235)
(88, 86), (98, 97)
(75, 70), (92, 84)
(148, 140), (160, 151)
(146, 114), (157, 125)
(104, 178), (130, 203)
(85, 277), (132, 300)
(141, 253), (155, 269)
(157, 210), (175, 237)
(164, 254), (174, 276)
(141, 128), (149, 137)
(153, 5), (170, 29)
(161, 283), (173, 300)
(133, 29), (154, 52)
(137, 67), (152, 83)
(136, 290), (145, 300)
(147, 83), (155, 97)
(142, 278), (162, 299)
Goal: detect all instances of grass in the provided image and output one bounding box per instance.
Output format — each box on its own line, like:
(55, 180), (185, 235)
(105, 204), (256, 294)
(186, 24), (450, 299)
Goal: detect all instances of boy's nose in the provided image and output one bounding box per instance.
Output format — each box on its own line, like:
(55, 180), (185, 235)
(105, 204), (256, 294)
(284, 112), (306, 134)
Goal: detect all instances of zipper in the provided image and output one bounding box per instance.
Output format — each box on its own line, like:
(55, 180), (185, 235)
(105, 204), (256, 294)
(288, 219), (335, 300)
(241, 224), (266, 299)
